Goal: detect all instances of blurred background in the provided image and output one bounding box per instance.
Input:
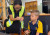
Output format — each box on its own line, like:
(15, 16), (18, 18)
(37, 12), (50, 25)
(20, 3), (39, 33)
(0, 0), (50, 35)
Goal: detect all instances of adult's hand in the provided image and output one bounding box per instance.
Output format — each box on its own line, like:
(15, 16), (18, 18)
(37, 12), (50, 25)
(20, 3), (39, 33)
(20, 17), (24, 21)
(16, 16), (21, 20)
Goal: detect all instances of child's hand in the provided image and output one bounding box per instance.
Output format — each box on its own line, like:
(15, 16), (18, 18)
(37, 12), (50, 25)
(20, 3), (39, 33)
(24, 30), (30, 35)
(48, 31), (50, 35)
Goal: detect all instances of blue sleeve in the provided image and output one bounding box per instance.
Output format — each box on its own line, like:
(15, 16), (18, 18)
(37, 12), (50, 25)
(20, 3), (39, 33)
(8, 8), (12, 15)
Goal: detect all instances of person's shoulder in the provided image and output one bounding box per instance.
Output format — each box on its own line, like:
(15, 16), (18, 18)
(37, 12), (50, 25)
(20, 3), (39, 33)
(9, 4), (13, 7)
(8, 4), (13, 10)
(38, 20), (43, 25)
(28, 21), (32, 24)
(22, 6), (24, 7)
(22, 6), (25, 9)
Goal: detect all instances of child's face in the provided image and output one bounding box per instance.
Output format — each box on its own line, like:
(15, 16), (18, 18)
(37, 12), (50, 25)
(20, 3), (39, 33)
(30, 12), (39, 21)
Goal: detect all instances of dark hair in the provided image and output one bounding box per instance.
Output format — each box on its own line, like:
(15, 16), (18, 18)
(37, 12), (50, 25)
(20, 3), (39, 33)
(13, 0), (22, 6)
(30, 10), (40, 15)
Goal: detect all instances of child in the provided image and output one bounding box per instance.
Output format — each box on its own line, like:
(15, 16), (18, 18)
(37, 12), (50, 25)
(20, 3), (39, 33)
(24, 10), (43, 35)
